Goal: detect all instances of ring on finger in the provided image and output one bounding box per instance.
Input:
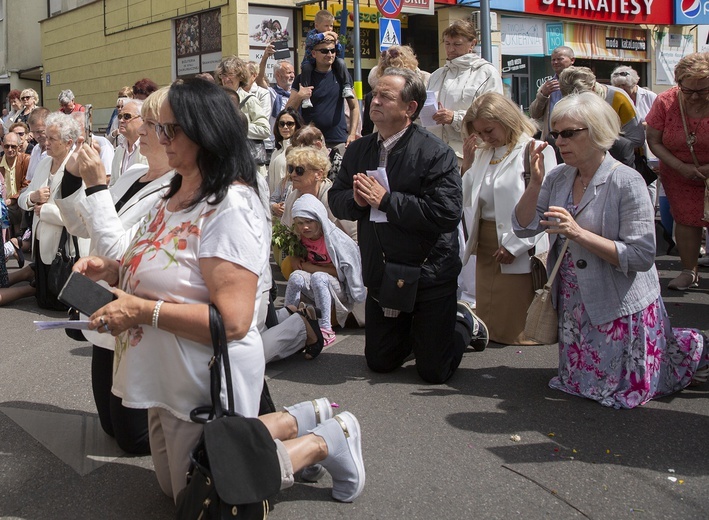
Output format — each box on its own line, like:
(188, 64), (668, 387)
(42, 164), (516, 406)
(102, 323), (110, 332)
(99, 316), (106, 326)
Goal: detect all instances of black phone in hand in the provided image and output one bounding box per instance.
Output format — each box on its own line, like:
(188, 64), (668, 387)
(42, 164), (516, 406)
(58, 271), (117, 317)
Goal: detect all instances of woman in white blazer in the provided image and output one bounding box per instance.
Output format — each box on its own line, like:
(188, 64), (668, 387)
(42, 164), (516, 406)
(513, 92), (707, 408)
(17, 113), (89, 309)
(54, 88), (174, 455)
(461, 92), (557, 344)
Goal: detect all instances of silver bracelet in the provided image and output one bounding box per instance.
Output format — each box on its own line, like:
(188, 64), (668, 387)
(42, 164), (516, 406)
(152, 300), (164, 328)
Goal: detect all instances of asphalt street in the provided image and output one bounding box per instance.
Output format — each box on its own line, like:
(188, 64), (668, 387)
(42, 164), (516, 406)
(1, 230), (708, 519)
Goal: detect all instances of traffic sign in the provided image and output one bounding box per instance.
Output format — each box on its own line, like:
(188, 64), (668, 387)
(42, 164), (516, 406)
(375, 0), (403, 18)
(380, 18), (401, 51)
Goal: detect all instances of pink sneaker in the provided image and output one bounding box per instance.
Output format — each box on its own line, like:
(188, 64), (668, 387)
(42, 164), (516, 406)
(321, 327), (336, 347)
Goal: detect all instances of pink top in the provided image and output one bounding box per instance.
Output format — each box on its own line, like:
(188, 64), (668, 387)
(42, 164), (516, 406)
(302, 234), (331, 265)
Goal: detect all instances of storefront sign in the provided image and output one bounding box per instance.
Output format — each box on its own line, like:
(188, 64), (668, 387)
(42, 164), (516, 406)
(546, 22), (565, 52)
(501, 17), (545, 56)
(675, 0), (709, 25)
(564, 24), (648, 60)
(524, 0), (673, 25)
(699, 25), (709, 52)
(304, 4), (407, 30)
(402, 0), (434, 15)
(656, 31), (694, 85)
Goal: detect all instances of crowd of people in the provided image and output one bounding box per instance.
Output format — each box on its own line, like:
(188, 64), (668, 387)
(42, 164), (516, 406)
(1, 15), (708, 510)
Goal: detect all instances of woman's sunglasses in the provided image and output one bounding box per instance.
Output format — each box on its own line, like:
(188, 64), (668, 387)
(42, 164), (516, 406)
(278, 120), (296, 128)
(155, 122), (181, 141)
(549, 128), (588, 140)
(287, 165), (307, 176)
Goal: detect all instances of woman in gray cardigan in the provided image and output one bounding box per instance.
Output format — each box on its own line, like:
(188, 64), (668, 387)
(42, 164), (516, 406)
(513, 92), (707, 408)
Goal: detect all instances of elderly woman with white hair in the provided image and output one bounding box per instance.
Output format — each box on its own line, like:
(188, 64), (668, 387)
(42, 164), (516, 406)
(513, 92), (708, 408)
(610, 66), (657, 124)
(18, 113), (89, 309)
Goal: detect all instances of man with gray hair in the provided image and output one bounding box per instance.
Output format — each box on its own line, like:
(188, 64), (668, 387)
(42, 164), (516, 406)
(329, 67), (487, 384)
(69, 111), (114, 179)
(58, 89), (85, 114)
(529, 46), (575, 140)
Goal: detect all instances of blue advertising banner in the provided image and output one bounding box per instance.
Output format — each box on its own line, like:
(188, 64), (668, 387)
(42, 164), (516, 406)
(675, 0), (709, 25)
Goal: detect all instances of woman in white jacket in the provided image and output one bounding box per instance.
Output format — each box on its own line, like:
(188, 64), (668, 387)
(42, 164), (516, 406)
(461, 93), (557, 344)
(18, 113), (89, 309)
(427, 20), (503, 163)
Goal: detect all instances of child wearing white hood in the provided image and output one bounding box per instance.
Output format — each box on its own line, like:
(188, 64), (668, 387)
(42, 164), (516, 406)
(284, 194), (365, 347)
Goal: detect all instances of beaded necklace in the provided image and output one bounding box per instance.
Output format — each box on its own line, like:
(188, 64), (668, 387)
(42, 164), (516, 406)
(489, 143), (513, 165)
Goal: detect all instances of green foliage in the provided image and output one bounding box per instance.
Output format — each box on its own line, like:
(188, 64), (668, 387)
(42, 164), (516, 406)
(272, 220), (307, 258)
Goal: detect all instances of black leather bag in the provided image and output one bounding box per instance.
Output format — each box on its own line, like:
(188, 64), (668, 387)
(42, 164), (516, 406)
(48, 228), (80, 297)
(175, 305), (281, 520)
(634, 151), (657, 186)
(378, 262), (421, 313)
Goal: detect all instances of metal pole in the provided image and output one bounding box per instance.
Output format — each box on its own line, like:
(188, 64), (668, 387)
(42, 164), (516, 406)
(353, 0), (362, 102)
(479, 0), (492, 63)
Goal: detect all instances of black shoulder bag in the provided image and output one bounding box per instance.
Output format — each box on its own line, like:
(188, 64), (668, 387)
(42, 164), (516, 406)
(176, 305), (281, 520)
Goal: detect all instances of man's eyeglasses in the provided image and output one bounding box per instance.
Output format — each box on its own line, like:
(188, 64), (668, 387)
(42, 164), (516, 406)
(3, 144), (18, 150)
(287, 165), (307, 176)
(278, 121), (296, 128)
(155, 122), (181, 141)
(316, 48), (337, 55)
(117, 113), (141, 122)
(549, 128), (588, 140)
(679, 83), (709, 96)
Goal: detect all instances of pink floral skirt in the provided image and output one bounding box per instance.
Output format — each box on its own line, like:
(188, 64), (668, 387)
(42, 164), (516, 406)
(550, 249), (706, 409)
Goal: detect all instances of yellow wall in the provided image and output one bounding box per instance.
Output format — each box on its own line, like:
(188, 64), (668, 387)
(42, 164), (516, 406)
(40, 0), (252, 126)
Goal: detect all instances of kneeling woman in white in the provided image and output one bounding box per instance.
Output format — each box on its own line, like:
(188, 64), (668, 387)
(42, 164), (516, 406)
(460, 92), (557, 344)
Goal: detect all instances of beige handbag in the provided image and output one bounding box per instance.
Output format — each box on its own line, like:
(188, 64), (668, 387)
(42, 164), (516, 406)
(524, 237), (569, 344)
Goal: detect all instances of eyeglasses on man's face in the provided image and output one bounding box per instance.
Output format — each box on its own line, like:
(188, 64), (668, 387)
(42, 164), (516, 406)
(155, 122), (181, 141)
(315, 48), (337, 55)
(3, 144), (18, 150)
(118, 112), (141, 122)
(549, 128), (588, 140)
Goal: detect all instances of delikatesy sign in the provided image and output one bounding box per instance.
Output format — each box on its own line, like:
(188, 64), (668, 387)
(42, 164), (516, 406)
(524, 0), (672, 24)
(675, 0), (709, 25)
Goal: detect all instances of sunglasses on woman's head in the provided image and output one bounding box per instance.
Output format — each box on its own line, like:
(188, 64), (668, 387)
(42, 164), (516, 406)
(549, 128), (588, 140)
(278, 121), (296, 128)
(287, 165), (306, 176)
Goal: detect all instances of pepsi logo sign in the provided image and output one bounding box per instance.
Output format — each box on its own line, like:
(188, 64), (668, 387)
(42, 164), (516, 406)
(682, 0), (702, 18)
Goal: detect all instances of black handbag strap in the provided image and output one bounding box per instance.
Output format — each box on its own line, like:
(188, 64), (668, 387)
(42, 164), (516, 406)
(57, 227), (80, 261)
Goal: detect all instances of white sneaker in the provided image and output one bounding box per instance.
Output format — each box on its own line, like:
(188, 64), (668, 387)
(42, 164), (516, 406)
(302, 98), (313, 109)
(311, 412), (365, 502)
(284, 397), (332, 437)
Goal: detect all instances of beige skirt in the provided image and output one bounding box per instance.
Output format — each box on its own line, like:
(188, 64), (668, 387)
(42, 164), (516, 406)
(475, 219), (540, 345)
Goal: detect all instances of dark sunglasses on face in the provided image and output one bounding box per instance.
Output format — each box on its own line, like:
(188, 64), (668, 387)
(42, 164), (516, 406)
(278, 120), (296, 128)
(21, 96), (32, 101)
(549, 128), (588, 140)
(117, 113), (140, 122)
(3, 144), (18, 149)
(287, 165), (307, 176)
(155, 122), (181, 141)
(316, 48), (337, 55)
(612, 71), (630, 77)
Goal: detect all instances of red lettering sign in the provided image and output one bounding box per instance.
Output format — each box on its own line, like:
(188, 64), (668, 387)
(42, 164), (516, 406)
(524, 0), (672, 24)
